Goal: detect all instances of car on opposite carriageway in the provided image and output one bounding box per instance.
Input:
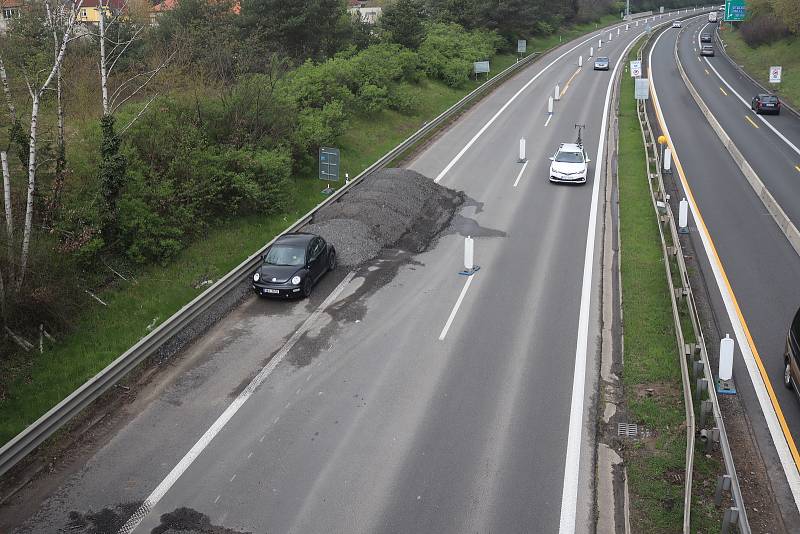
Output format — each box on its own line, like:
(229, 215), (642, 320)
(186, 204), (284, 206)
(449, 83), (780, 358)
(252, 233), (336, 298)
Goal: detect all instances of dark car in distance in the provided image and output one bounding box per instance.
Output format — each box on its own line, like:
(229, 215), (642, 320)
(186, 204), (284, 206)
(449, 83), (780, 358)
(700, 45), (715, 57)
(700, 33), (712, 43)
(252, 233), (336, 298)
(784, 307), (800, 391)
(751, 93), (781, 115)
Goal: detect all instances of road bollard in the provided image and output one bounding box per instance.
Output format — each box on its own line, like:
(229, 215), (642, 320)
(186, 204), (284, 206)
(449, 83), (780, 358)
(554, 84), (561, 101)
(578, 55), (583, 68)
(548, 96), (554, 114)
(679, 198), (689, 233)
(464, 236), (474, 271)
(589, 46), (594, 57)
(663, 148), (672, 173)
(598, 38), (602, 49)
(519, 138), (526, 162)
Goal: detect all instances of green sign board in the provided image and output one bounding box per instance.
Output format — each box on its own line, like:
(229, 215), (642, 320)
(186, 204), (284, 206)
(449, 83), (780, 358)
(725, 0), (746, 21)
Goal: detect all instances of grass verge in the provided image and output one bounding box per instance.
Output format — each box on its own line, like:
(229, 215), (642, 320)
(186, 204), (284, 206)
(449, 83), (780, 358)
(0, 16), (626, 448)
(719, 26), (800, 109)
(618, 39), (721, 531)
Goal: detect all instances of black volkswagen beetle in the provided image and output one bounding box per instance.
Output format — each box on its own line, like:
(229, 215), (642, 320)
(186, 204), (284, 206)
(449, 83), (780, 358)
(252, 233), (336, 298)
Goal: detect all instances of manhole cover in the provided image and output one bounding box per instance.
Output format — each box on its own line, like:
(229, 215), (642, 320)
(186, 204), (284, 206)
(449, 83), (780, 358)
(617, 422), (638, 437)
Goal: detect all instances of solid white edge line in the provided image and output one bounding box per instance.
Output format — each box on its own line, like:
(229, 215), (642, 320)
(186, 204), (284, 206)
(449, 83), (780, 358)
(513, 160), (529, 188)
(557, 29), (640, 534)
(652, 24), (800, 510)
(117, 271), (357, 534)
(696, 23), (800, 158)
(438, 275), (475, 341)
(434, 23), (643, 184)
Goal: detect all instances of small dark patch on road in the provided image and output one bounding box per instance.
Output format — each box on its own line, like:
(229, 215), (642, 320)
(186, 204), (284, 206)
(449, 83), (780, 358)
(448, 214), (506, 239)
(151, 507), (249, 533)
(66, 501), (142, 533)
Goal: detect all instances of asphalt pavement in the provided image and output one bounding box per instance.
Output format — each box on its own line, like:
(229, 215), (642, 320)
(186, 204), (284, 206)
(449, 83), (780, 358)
(1, 16), (675, 534)
(649, 13), (800, 528)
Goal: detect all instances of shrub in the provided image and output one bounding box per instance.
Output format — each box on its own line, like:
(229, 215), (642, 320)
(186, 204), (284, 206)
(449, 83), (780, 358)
(739, 14), (791, 46)
(418, 23), (503, 87)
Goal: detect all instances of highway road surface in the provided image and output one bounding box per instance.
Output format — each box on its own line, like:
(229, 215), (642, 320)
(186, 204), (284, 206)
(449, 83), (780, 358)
(648, 12), (800, 528)
(1, 15), (680, 534)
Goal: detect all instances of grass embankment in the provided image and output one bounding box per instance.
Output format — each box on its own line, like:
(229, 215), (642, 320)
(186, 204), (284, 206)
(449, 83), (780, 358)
(618, 40), (720, 531)
(0, 15), (627, 448)
(720, 27), (800, 108)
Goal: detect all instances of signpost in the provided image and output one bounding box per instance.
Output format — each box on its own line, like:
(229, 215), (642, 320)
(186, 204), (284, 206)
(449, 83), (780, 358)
(517, 40), (526, 62)
(630, 60), (642, 78)
(473, 61), (490, 80)
(319, 146), (340, 195)
(724, 0), (746, 21)
(769, 66), (782, 84)
(635, 78), (650, 100)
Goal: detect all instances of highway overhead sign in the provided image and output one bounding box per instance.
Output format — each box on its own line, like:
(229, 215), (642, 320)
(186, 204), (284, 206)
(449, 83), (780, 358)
(724, 0), (746, 21)
(769, 66), (782, 84)
(630, 60), (642, 77)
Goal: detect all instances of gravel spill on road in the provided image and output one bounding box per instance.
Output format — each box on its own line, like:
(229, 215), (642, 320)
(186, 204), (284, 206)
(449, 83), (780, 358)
(306, 168), (464, 266)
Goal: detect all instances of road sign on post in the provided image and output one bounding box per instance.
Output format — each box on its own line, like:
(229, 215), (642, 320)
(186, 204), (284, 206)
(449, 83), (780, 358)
(724, 0), (746, 21)
(769, 66), (782, 84)
(319, 146), (340, 195)
(635, 78), (650, 100)
(630, 60), (642, 77)
(517, 40), (526, 53)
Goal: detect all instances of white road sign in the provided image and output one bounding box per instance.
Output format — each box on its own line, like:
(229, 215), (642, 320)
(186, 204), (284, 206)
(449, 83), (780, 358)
(635, 78), (650, 100)
(630, 60), (642, 77)
(769, 66), (782, 84)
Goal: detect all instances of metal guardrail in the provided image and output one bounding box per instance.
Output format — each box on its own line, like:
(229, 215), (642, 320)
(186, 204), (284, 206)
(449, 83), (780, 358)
(0, 22), (624, 479)
(637, 19), (750, 532)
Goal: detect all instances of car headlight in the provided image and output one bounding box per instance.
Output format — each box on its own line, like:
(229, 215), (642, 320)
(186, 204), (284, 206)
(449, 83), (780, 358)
(291, 275), (302, 285)
(253, 272), (260, 282)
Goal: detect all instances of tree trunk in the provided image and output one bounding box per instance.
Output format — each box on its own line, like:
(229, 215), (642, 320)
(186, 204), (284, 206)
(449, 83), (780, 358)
(0, 56), (16, 123)
(99, 7), (109, 116)
(1, 151), (13, 275)
(18, 94), (39, 290)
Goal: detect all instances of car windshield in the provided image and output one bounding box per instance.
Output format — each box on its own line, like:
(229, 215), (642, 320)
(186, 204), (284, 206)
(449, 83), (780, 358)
(761, 96), (778, 103)
(597, 57), (608, 62)
(556, 151), (584, 163)
(264, 245), (306, 266)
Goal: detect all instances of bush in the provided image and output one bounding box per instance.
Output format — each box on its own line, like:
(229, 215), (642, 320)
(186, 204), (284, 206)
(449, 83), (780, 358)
(740, 14), (791, 46)
(418, 23), (503, 87)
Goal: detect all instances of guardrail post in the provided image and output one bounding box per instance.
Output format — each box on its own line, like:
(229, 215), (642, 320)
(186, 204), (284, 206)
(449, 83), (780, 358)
(693, 360), (704, 379)
(715, 474), (732, 505)
(722, 507), (739, 534)
(700, 399), (713, 427)
(696, 377), (708, 400)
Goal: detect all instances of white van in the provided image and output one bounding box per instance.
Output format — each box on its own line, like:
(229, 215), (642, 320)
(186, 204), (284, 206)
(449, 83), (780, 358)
(708, 11), (718, 23)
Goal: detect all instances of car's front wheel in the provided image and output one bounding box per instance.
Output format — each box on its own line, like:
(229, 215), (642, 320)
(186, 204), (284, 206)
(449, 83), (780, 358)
(328, 250), (337, 272)
(302, 276), (313, 298)
(785, 359), (794, 390)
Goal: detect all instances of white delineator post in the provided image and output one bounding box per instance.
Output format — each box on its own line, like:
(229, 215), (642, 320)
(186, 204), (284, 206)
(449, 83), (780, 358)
(464, 236), (474, 272)
(554, 84), (561, 101)
(598, 38), (603, 49)
(589, 46), (594, 57)
(679, 198), (689, 233)
(626, 24), (629, 31)
(608, 32), (613, 41)
(578, 55), (583, 68)
(719, 335), (734, 382)
(519, 138), (526, 162)
(663, 148), (672, 173)
(548, 96), (554, 114)
(617, 27), (620, 35)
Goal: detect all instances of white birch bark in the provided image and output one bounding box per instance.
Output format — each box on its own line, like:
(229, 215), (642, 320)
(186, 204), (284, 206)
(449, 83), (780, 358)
(1, 151), (13, 269)
(0, 56), (16, 123)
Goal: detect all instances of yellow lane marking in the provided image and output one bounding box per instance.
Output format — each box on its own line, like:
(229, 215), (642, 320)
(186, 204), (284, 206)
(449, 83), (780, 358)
(745, 115), (760, 129)
(560, 67), (582, 98)
(649, 78), (800, 471)
(719, 86), (728, 96)
(704, 68), (710, 75)
(796, 165), (800, 173)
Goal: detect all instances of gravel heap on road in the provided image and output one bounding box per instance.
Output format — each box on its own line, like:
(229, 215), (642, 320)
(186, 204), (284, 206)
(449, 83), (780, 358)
(304, 168), (464, 267)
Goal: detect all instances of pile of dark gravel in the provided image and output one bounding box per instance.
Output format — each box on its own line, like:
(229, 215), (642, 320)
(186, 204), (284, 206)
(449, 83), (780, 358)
(305, 168), (464, 267)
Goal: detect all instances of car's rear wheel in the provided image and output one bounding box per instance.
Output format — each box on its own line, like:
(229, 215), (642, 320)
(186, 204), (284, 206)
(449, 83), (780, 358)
(302, 276), (313, 298)
(328, 250), (337, 272)
(785, 360), (794, 390)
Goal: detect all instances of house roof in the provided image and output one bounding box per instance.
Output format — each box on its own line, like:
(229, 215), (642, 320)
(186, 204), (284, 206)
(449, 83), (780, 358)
(151, 0), (239, 14)
(78, 0), (127, 9)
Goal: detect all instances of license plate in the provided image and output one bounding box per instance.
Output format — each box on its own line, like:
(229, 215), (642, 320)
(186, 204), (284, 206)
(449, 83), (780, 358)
(765, 104), (774, 107)
(264, 288), (279, 294)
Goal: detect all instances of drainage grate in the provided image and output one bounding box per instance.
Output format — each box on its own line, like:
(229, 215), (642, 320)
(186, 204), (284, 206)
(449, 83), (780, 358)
(617, 422), (638, 438)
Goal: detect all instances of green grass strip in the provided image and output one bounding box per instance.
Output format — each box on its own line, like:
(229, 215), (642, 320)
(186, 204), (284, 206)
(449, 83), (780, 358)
(618, 39), (720, 532)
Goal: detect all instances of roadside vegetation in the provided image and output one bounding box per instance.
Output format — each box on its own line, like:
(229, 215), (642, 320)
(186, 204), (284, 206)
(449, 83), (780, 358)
(0, 0), (655, 446)
(618, 38), (721, 531)
(719, 0), (800, 107)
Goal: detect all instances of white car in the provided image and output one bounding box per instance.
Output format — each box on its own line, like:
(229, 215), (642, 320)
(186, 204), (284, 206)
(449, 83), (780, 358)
(672, 20), (682, 28)
(549, 143), (590, 184)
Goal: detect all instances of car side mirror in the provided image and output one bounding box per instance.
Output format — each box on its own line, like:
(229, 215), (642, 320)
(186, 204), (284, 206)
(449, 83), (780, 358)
(549, 156), (555, 161)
